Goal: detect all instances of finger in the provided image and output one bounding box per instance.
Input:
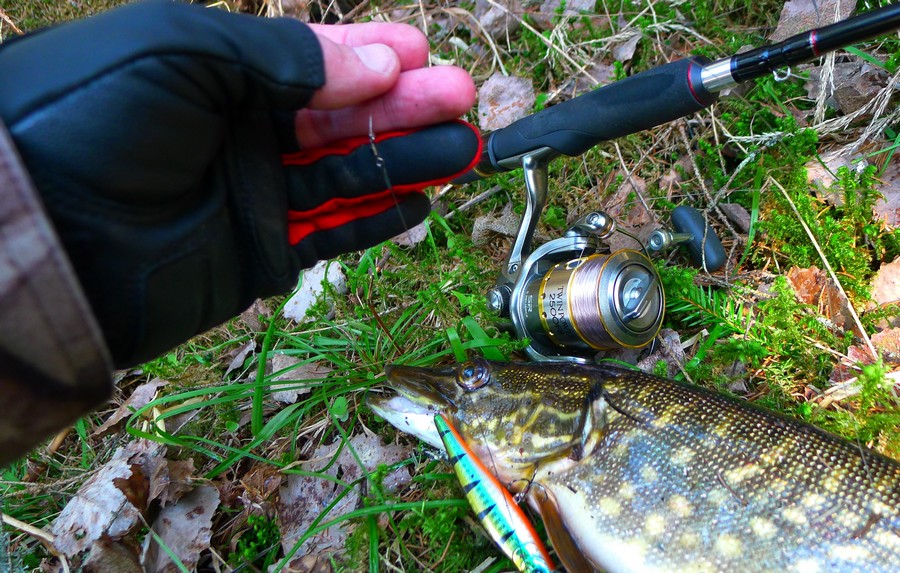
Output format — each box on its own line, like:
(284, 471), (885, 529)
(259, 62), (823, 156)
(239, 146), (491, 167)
(309, 22), (430, 71)
(295, 66), (476, 147)
(307, 37), (401, 110)
(282, 121), (481, 233)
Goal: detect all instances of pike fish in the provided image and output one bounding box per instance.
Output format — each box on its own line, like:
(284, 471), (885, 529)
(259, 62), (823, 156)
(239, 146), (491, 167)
(367, 359), (900, 572)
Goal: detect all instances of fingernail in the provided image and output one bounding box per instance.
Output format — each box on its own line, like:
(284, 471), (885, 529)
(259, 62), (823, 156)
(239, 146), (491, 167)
(353, 44), (396, 76)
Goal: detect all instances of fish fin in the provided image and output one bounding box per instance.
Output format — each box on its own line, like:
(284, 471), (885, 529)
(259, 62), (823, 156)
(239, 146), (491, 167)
(529, 483), (596, 573)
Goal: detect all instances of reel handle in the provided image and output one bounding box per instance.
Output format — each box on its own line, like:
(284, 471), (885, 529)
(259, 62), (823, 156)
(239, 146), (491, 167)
(671, 206), (726, 272)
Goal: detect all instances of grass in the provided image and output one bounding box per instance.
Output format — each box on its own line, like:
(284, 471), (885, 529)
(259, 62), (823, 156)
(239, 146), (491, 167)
(2, 0), (900, 571)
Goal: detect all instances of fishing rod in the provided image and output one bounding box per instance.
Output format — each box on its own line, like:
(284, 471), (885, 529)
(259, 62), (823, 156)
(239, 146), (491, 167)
(461, 4), (900, 363)
(458, 2), (900, 182)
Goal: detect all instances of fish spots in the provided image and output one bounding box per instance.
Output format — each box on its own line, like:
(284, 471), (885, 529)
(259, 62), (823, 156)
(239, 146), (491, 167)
(801, 492), (827, 510)
(714, 534), (742, 558)
(781, 506), (809, 526)
(640, 464), (659, 484)
(829, 544), (871, 562)
(707, 487), (729, 508)
(791, 558), (821, 573)
(598, 496), (621, 517)
(725, 464), (761, 485)
(749, 516), (777, 540)
(668, 494), (693, 518)
(670, 446), (696, 466)
(644, 513), (666, 537)
(618, 482), (636, 501)
(678, 531), (701, 550)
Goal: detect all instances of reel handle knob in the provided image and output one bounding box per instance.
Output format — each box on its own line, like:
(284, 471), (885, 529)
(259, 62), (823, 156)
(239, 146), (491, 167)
(671, 206), (726, 272)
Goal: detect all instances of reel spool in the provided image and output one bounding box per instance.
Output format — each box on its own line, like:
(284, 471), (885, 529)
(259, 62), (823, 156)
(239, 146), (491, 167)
(487, 148), (723, 363)
(523, 251), (664, 352)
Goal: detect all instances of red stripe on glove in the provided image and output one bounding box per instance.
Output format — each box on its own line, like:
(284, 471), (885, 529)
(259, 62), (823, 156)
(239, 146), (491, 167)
(283, 121), (483, 245)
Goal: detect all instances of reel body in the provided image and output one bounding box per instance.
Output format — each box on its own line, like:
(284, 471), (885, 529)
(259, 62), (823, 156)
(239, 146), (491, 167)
(487, 149), (721, 363)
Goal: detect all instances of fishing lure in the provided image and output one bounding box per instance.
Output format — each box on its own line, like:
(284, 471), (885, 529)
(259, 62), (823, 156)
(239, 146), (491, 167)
(434, 413), (555, 573)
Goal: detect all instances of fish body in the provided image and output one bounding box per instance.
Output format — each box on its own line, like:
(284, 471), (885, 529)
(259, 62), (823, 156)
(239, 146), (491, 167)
(434, 413), (555, 573)
(368, 360), (900, 572)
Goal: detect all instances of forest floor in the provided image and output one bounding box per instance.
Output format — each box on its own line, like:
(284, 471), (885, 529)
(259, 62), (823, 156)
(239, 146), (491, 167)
(2, 0), (900, 571)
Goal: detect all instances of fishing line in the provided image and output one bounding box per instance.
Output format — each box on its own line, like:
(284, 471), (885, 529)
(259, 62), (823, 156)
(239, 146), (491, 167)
(368, 115), (414, 245)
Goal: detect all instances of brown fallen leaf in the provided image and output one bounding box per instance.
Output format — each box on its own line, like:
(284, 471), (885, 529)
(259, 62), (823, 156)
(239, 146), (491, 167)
(603, 172), (653, 227)
(52, 440), (164, 556)
(874, 160), (900, 228)
(224, 339), (256, 378)
(94, 379), (167, 438)
(870, 258), (900, 328)
(786, 266), (857, 335)
(872, 328), (900, 364)
(141, 486), (219, 573)
(769, 0), (855, 42)
(473, 0), (521, 39)
(471, 202), (524, 246)
(391, 220), (429, 247)
(157, 458), (196, 508)
(83, 536), (142, 573)
(613, 34), (640, 63)
(477, 72), (535, 132)
(276, 434), (413, 565)
(269, 355), (332, 405)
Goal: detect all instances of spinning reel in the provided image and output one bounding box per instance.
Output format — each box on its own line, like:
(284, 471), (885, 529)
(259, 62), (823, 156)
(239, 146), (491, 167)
(456, 4), (900, 363)
(484, 148), (725, 363)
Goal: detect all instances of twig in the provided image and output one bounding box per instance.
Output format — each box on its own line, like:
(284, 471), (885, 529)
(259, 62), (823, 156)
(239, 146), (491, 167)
(444, 185), (503, 219)
(0, 6), (23, 36)
(770, 177), (877, 359)
(1, 513), (68, 571)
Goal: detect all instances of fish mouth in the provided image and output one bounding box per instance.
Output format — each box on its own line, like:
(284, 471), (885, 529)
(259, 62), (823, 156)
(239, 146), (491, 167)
(365, 364), (461, 450)
(381, 364), (459, 411)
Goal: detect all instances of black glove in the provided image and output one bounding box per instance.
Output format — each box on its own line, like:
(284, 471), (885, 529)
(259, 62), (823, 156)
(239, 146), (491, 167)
(0, 1), (481, 367)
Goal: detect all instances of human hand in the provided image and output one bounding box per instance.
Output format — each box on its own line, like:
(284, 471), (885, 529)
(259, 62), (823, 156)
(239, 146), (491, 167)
(0, 1), (479, 366)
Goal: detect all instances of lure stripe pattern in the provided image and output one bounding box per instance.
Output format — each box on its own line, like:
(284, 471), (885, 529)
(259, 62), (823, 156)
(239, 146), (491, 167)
(434, 414), (555, 573)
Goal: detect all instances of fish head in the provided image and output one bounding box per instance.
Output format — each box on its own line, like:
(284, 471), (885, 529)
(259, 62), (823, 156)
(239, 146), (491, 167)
(368, 359), (601, 487)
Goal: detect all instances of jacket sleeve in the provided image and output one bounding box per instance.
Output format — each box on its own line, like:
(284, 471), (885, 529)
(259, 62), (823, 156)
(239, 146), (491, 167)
(0, 118), (113, 468)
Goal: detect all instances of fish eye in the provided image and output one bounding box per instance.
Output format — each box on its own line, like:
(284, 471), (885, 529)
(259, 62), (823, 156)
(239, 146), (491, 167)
(456, 360), (489, 391)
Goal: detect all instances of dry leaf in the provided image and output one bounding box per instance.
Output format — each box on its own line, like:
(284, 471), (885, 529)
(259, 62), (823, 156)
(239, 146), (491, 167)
(141, 486), (219, 573)
(239, 298), (271, 332)
(52, 440), (164, 556)
(769, 0), (855, 42)
(872, 328), (900, 364)
(473, 0), (521, 39)
(805, 148), (862, 206)
(283, 261), (348, 323)
(225, 340), (256, 378)
(94, 379), (166, 438)
(613, 34), (640, 63)
(807, 61), (889, 115)
(871, 258), (900, 326)
(269, 355), (331, 405)
(874, 160), (900, 228)
(786, 266), (856, 334)
(471, 203), (523, 246)
(391, 220), (428, 247)
(636, 329), (685, 379)
(534, 0), (599, 29)
(603, 172), (653, 227)
(83, 537), (142, 573)
(277, 434), (413, 564)
(477, 73), (535, 132)
(157, 459), (196, 508)
(718, 203), (752, 234)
